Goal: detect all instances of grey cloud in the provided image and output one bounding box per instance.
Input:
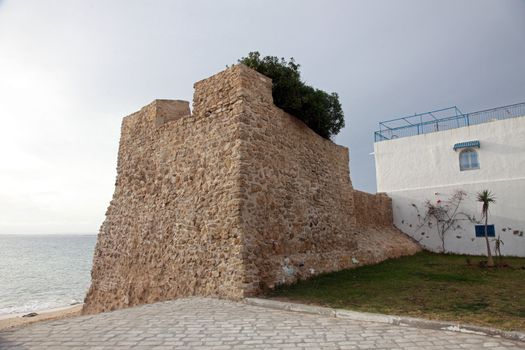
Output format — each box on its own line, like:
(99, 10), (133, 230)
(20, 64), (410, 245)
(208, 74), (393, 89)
(0, 0), (523, 233)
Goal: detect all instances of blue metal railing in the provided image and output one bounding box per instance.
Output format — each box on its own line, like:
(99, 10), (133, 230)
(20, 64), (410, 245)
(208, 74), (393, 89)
(374, 102), (525, 142)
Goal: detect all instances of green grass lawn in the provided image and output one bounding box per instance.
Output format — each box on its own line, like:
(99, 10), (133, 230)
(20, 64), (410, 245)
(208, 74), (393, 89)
(267, 252), (525, 331)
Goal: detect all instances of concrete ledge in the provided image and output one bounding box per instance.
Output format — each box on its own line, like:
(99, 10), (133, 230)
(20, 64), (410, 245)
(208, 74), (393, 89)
(335, 308), (398, 324)
(244, 298), (525, 343)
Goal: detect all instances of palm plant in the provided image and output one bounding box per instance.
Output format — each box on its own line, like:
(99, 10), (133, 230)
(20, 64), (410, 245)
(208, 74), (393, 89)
(476, 190), (496, 267)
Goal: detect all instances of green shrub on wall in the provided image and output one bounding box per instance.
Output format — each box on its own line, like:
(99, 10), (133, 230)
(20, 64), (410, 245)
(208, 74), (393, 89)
(238, 52), (345, 139)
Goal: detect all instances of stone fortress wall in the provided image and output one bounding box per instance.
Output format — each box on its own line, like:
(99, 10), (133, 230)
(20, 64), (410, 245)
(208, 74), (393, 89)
(83, 65), (420, 314)
(353, 190), (394, 227)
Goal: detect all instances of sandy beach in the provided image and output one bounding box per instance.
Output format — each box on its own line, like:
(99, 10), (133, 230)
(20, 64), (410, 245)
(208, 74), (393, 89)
(0, 304), (82, 331)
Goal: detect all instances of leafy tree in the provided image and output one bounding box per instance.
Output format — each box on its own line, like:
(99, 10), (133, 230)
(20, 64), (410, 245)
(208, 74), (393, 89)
(477, 189), (496, 267)
(238, 52), (345, 139)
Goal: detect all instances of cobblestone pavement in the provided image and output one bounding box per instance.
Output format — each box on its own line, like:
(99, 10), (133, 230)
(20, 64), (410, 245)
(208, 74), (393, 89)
(1, 298), (523, 349)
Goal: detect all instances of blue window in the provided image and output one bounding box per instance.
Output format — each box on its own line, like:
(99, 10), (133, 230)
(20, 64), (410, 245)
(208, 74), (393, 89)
(475, 225), (495, 237)
(459, 148), (479, 171)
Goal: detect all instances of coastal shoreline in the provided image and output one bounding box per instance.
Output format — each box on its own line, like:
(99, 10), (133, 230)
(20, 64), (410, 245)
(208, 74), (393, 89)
(0, 304), (82, 331)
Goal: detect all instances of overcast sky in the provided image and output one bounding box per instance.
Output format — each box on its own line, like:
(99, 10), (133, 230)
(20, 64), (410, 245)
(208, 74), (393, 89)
(1, 0), (524, 234)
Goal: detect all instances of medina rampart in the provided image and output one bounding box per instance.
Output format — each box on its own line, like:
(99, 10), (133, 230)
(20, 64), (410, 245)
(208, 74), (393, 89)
(83, 65), (420, 314)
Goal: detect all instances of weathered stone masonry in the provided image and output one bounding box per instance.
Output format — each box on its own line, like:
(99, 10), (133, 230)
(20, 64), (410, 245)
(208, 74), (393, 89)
(83, 65), (420, 314)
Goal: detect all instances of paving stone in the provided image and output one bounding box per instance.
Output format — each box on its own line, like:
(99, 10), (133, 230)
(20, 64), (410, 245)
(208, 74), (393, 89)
(0, 298), (523, 349)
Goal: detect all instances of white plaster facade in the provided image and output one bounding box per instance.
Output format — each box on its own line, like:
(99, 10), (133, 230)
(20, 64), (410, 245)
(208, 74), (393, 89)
(374, 114), (525, 257)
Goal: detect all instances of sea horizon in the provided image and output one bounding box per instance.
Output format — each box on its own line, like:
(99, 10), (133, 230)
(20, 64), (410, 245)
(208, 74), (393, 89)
(0, 233), (98, 236)
(0, 234), (97, 315)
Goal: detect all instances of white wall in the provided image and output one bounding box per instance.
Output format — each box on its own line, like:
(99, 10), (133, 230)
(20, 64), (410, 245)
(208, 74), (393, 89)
(374, 116), (525, 257)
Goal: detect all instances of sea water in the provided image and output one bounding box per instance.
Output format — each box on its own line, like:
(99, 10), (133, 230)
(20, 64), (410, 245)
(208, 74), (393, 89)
(0, 234), (97, 315)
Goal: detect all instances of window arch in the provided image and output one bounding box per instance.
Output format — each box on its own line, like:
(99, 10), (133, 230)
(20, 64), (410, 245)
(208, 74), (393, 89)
(459, 148), (479, 171)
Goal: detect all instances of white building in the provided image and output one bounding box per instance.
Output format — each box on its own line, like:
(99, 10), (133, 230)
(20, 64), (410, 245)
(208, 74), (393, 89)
(374, 102), (525, 257)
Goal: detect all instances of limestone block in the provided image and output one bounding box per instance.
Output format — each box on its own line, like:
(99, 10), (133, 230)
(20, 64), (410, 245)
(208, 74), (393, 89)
(154, 99), (191, 127)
